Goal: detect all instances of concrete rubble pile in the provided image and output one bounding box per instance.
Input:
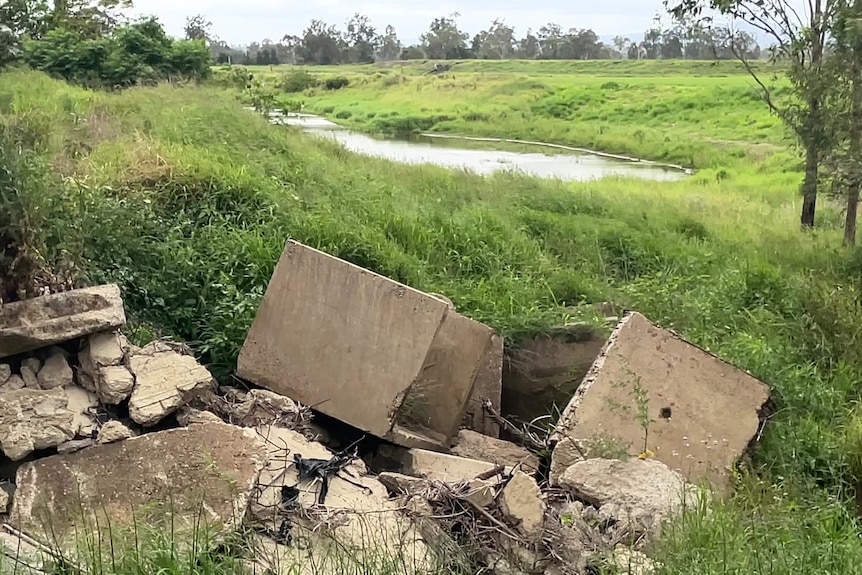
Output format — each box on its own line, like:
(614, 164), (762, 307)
(0, 240), (772, 575)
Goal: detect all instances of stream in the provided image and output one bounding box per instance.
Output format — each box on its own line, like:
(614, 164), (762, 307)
(264, 111), (690, 182)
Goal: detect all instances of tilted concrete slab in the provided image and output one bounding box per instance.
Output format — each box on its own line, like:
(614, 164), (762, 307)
(10, 422), (267, 545)
(238, 241), (494, 447)
(0, 285), (126, 359)
(463, 334), (503, 437)
(550, 312), (770, 493)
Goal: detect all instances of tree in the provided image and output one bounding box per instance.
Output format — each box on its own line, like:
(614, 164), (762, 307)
(344, 13), (379, 63)
(668, 0), (835, 228)
(537, 22), (564, 58)
(297, 19), (343, 65)
(378, 24), (401, 61)
(52, 0), (131, 38)
(612, 36), (632, 59)
(420, 13), (470, 59)
(474, 18), (516, 59)
(518, 29), (539, 59)
(184, 13), (210, 42)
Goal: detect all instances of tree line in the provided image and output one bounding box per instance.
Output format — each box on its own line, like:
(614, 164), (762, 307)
(194, 12), (762, 66)
(0, 0), (211, 86)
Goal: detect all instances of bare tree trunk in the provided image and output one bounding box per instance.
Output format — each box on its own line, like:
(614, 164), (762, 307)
(801, 141), (819, 228)
(845, 35), (862, 246)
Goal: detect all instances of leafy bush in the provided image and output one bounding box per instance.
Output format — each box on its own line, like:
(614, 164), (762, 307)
(324, 76), (350, 90)
(335, 110), (352, 119)
(280, 69), (317, 93)
(22, 18), (210, 88)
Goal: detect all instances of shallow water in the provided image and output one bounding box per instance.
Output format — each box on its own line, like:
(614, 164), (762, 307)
(271, 112), (689, 182)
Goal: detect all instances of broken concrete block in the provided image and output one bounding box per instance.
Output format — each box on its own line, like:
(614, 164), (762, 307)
(57, 438), (94, 454)
(238, 241), (491, 448)
(551, 312), (770, 492)
(19, 366), (38, 389)
(394, 310), (493, 443)
(503, 324), (607, 425)
(559, 458), (697, 529)
(225, 389), (307, 428)
(63, 385), (98, 438)
(378, 445), (498, 482)
(378, 471), (428, 495)
(252, 426), (429, 565)
(80, 331), (127, 371)
(97, 365), (135, 404)
(0, 284), (126, 359)
(463, 333), (503, 437)
(97, 420), (133, 444)
(10, 422), (266, 545)
(177, 406), (224, 426)
(612, 547), (656, 575)
(452, 429), (539, 472)
(500, 470), (545, 540)
(20, 357), (41, 374)
(0, 375), (24, 392)
(460, 478), (497, 509)
(0, 364), (10, 385)
(128, 343), (214, 426)
(37, 350), (73, 389)
(0, 389), (75, 460)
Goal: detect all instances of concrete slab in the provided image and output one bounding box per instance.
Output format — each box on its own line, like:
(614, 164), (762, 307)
(376, 445), (498, 482)
(0, 285), (126, 359)
(10, 422), (267, 545)
(393, 311), (493, 443)
(550, 312), (771, 492)
(463, 334), (503, 437)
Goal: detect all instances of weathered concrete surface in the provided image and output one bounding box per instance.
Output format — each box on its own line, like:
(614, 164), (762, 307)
(10, 422), (266, 543)
(97, 420), (134, 444)
(551, 313), (770, 491)
(251, 426), (430, 573)
(0, 285), (126, 359)
(503, 324), (606, 425)
(128, 343), (214, 426)
(500, 470), (545, 541)
(237, 241), (451, 441)
(0, 389), (75, 460)
(394, 311), (493, 443)
(0, 364), (10, 385)
(37, 349), (73, 389)
(451, 429), (539, 472)
(559, 458), (698, 541)
(376, 445), (497, 482)
(64, 385), (98, 438)
(463, 333), (503, 437)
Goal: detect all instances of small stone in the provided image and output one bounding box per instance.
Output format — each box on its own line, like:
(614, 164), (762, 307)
(377, 472), (428, 495)
(97, 365), (135, 405)
(459, 478), (496, 509)
(75, 369), (96, 392)
(85, 332), (127, 368)
(176, 406), (223, 426)
(19, 365), (40, 389)
(97, 420), (133, 444)
(57, 438), (94, 454)
(0, 364), (10, 385)
(0, 389), (75, 460)
(0, 375), (24, 392)
(38, 351), (74, 389)
(0, 485), (10, 512)
(21, 358), (41, 374)
(612, 547), (656, 575)
(500, 470), (545, 540)
(64, 386), (99, 438)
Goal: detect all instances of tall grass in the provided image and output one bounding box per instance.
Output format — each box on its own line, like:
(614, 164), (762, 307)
(3, 66), (862, 571)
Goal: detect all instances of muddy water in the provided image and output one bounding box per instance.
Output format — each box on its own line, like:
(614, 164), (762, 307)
(269, 112), (690, 182)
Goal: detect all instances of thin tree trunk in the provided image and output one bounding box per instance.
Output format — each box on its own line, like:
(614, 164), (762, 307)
(845, 185), (859, 246)
(845, 21), (862, 247)
(801, 141), (819, 228)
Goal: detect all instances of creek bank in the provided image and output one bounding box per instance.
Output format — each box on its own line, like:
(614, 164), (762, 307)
(0, 240), (771, 574)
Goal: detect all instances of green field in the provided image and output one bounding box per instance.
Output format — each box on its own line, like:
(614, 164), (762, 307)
(4, 59), (862, 573)
(238, 59), (794, 172)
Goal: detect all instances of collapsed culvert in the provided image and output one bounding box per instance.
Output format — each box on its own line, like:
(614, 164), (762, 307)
(0, 239), (774, 574)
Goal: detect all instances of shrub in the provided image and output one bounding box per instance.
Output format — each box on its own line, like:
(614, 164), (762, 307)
(324, 76), (350, 90)
(280, 69), (317, 93)
(335, 110), (352, 119)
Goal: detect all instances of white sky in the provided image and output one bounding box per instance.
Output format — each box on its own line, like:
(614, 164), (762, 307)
(129, 0), (670, 45)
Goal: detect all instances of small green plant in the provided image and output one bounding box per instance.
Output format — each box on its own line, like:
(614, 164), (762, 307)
(324, 76), (350, 90)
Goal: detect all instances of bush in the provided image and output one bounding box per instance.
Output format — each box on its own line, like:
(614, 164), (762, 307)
(280, 69), (317, 93)
(324, 76), (350, 90)
(335, 110), (352, 119)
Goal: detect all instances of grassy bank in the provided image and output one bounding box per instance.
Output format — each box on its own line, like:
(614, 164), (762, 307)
(239, 59), (794, 172)
(4, 66), (862, 572)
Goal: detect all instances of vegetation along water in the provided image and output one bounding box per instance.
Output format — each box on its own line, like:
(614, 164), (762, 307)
(4, 0), (862, 574)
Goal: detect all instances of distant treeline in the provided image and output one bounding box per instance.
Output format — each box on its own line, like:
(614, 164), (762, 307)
(201, 13), (762, 66)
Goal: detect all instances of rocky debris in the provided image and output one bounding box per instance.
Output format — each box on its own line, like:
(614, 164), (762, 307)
(0, 388), (75, 460)
(238, 240), (494, 449)
(97, 420), (133, 444)
(612, 547), (656, 575)
(19, 363), (39, 389)
(79, 332), (133, 402)
(376, 445), (498, 482)
(0, 284), (125, 359)
(500, 470), (545, 540)
(463, 333), (504, 437)
(96, 365), (135, 404)
(36, 349), (73, 389)
(176, 405), (224, 426)
(250, 425), (430, 571)
(0, 364), (10, 384)
(551, 312), (771, 492)
(10, 422), (267, 545)
(57, 438), (94, 454)
(559, 458), (698, 541)
(128, 342), (215, 426)
(1, 375), (24, 391)
(63, 385), (98, 437)
(503, 324), (607, 426)
(452, 429), (539, 472)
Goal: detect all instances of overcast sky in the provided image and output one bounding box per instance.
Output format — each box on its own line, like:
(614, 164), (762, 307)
(129, 0), (671, 45)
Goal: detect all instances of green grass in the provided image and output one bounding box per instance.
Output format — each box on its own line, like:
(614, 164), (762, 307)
(235, 59), (794, 171)
(4, 62), (862, 573)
